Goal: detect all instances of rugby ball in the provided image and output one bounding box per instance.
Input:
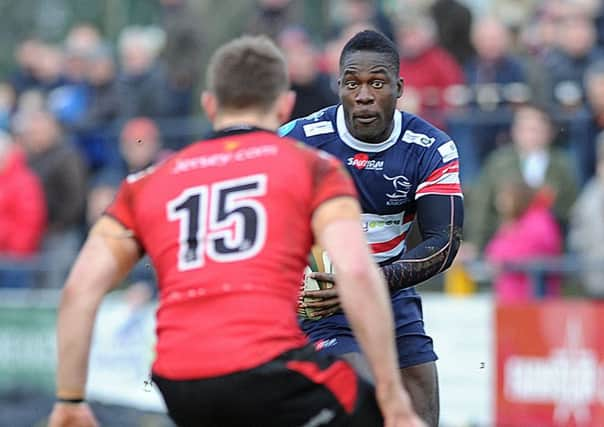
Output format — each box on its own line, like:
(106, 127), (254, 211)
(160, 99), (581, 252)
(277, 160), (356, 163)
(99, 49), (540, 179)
(298, 245), (335, 319)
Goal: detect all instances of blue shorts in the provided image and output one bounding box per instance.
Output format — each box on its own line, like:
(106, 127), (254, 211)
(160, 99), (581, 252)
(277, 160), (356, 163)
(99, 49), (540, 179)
(300, 288), (437, 369)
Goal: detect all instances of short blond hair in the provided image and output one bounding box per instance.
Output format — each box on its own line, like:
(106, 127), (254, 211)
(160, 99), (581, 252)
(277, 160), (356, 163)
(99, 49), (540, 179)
(206, 35), (289, 112)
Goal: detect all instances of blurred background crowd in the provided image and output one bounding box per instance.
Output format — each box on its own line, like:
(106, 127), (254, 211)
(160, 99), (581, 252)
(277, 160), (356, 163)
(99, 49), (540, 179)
(2, 0), (604, 303)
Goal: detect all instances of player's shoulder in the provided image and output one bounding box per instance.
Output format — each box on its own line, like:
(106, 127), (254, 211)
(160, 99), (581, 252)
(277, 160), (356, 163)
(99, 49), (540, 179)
(400, 112), (453, 148)
(282, 134), (340, 165)
(278, 105), (338, 140)
(399, 111), (458, 161)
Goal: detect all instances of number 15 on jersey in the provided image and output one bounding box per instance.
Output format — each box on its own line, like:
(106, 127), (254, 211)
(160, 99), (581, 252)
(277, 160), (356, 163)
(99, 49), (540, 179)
(167, 174), (268, 271)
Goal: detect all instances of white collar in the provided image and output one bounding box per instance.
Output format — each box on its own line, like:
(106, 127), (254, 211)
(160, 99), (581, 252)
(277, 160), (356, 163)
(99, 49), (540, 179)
(336, 105), (402, 152)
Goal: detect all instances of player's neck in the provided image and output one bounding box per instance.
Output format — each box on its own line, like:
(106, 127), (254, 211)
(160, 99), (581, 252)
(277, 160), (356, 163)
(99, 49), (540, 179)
(213, 111), (279, 132)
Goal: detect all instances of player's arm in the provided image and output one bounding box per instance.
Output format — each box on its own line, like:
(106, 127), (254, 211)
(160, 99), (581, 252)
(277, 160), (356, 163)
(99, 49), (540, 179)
(381, 194), (463, 291)
(52, 216), (141, 415)
(312, 196), (418, 422)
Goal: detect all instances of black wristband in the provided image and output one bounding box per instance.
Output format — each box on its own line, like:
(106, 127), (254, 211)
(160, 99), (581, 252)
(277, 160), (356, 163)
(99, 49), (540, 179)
(57, 397), (85, 404)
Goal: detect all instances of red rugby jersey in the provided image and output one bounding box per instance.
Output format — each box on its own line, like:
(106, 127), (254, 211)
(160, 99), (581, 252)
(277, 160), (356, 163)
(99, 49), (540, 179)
(105, 128), (356, 379)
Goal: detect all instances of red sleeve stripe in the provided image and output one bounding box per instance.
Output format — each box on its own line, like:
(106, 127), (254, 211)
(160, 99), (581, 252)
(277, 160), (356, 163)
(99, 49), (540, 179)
(417, 175), (460, 193)
(422, 160), (460, 183)
(416, 184), (463, 198)
(417, 164), (461, 194)
(370, 231), (408, 253)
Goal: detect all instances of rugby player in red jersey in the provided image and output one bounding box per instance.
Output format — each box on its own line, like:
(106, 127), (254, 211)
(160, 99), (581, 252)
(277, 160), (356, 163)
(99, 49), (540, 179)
(48, 35), (424, 427)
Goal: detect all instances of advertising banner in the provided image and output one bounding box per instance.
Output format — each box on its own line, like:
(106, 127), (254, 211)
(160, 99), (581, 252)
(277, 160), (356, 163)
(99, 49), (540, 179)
(0, 290), (165, 411)
(496, 301), (604, 426)
(0, 303), (56, 392)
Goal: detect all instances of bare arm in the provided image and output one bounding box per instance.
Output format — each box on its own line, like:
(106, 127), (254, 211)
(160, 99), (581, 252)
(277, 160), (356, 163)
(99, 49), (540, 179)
(55, 216), (142, 399)
(312, 196), (413, 420)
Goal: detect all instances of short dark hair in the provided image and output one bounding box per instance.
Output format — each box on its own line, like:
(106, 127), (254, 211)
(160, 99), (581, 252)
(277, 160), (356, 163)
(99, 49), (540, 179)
(339, 30), (400, 76)
(206, 35), (289, 111)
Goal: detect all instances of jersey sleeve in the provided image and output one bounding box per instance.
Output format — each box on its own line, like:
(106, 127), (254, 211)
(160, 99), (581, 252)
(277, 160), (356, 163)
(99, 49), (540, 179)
(415, 139), (463, 199)
(104, 180), (137, 233)
(309, 150), (358, 212)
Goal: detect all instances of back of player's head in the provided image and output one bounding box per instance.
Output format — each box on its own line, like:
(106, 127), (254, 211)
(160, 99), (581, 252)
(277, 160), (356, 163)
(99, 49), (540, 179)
(339, 30), (399, 76)
(206, 35), (289, 112)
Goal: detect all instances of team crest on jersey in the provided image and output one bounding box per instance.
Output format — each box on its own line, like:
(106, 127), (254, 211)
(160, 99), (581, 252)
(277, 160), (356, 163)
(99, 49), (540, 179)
(347, 153), (384, 171)
(383, 174), (412, 205)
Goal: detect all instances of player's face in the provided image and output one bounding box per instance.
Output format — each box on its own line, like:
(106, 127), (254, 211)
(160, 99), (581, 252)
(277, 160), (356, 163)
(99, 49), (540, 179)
(339, 51), (402, 143)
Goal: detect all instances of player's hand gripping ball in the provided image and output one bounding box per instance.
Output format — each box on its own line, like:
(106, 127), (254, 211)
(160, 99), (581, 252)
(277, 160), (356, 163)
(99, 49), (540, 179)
(298, 245), (335, 320)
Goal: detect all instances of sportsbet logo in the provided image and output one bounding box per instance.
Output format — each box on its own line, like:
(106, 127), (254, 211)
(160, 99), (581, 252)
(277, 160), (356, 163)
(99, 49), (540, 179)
(347, 153), (384, 170)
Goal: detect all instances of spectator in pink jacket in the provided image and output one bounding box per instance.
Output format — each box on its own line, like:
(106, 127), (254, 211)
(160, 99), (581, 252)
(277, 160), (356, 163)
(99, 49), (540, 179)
(0, 130), (47, 287)
(485, 181), (562, 303)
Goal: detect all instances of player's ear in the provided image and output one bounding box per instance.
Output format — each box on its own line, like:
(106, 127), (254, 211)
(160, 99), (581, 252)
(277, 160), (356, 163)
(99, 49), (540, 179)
(201, 91), (217, 122)
(397, 77), (404, 99)
(275, 90), (296, 124)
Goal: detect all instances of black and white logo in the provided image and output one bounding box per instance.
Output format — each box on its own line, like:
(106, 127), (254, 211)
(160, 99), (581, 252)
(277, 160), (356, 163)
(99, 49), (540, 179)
(383, 174), (412, 205)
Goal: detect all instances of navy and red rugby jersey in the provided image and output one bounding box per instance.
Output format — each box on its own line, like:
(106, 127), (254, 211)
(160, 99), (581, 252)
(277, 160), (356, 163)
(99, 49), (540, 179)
(280, 105), (463, 265)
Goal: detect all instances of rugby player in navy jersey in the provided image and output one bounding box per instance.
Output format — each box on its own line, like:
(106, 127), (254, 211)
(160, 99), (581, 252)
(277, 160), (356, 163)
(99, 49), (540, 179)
(280, 30), (464, 427)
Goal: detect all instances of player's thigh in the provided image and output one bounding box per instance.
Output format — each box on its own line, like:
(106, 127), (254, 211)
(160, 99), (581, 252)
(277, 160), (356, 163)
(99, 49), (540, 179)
(391, 291), (438, 368)
(400, 361), (439, 427)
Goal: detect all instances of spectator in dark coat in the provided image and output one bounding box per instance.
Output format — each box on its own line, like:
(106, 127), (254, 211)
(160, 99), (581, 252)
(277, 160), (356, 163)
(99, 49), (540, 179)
(278, 26), (338, 120)
(569, 61), (604, 185)
(542, 13), (604, 106)
(71, 44), (121, 173)
(245, 0), (301, 41)
(159, 0), (206, 116)
(453, 16), (529, 182)
(430, 0), (474, 65)
(16, 109), (87, 288)
(116, 26), (172, 119)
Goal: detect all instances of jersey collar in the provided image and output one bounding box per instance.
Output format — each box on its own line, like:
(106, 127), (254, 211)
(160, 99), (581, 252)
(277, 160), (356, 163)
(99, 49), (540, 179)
(336, 105), (402, 153)
(206, 125), (274, 140)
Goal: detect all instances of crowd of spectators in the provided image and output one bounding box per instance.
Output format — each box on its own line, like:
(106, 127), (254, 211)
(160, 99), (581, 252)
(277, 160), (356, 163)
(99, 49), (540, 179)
(2, 0), (604, 301)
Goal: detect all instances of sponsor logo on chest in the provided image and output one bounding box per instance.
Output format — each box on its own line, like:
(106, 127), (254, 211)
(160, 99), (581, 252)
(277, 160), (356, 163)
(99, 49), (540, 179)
(362, 217), (402, 232)
(347, 153), (384, 171)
